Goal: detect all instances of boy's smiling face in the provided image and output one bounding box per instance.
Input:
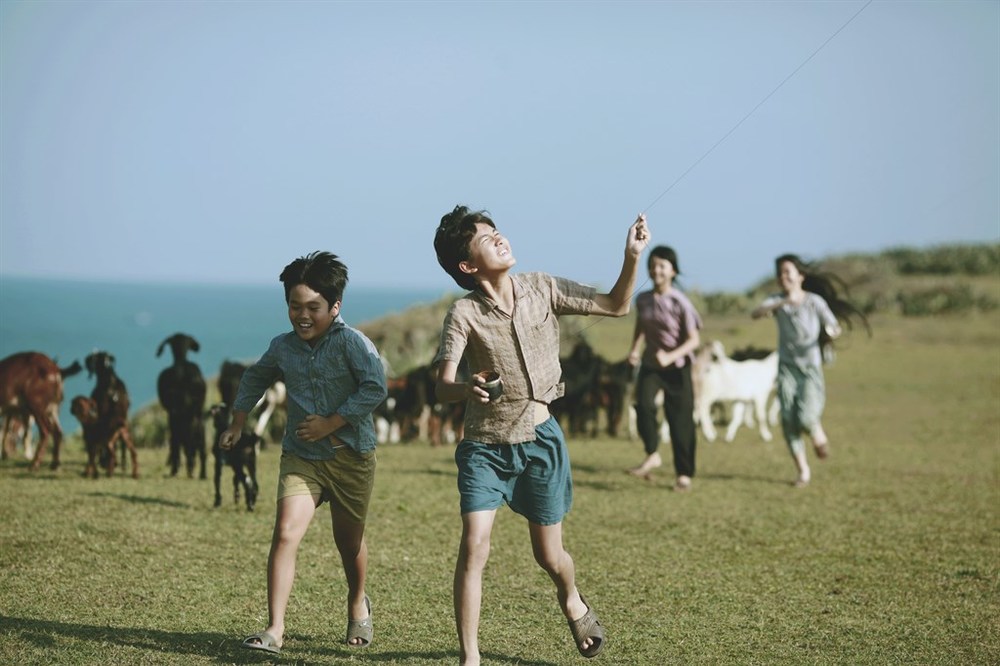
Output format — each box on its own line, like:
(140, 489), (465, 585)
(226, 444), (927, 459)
(287, 283), (339, 346)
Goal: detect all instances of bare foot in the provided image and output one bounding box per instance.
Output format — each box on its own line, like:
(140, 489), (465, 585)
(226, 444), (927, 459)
(628, 451), (662, 477)
(793, 451), (811, 487)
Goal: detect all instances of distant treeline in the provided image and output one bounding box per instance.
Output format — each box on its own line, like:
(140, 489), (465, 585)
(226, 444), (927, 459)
(693, 243), (1000, 318)
(360, 242), (998, 376)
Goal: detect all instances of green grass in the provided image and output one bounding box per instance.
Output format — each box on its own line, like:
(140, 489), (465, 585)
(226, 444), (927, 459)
(2, 313), (998, 665)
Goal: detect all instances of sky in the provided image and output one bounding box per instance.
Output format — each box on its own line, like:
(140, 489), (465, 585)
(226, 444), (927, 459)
(1, 0), (997, 295)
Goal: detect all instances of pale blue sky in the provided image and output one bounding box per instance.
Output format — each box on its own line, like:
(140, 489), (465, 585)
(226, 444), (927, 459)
(1, 0), (997, 294)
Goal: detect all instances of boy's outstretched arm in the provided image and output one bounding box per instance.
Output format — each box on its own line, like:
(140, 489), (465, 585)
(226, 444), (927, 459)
(592, 214), (650, 317)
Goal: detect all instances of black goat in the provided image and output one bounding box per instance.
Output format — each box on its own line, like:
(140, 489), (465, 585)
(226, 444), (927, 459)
(217, 359), (285, 448)
(209, 402), (259, 511)
(157, 333), (207, 478)
(551, 340), (606, 438)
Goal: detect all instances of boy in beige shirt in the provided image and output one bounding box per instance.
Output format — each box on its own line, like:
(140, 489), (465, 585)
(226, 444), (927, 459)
(433, 205), (649, 665)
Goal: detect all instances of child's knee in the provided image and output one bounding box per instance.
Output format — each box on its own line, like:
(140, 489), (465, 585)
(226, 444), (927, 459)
(798, 408), (823, 433)
(333, 528), (365, 560)
(532, 542), (569, 575)
(460, 532), (492, 566)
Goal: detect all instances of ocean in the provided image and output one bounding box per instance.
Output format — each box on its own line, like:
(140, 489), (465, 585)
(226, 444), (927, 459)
(0, 276), (447, 431)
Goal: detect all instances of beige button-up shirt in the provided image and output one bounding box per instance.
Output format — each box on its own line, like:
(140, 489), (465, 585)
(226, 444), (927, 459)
(436, 272), (597, 445)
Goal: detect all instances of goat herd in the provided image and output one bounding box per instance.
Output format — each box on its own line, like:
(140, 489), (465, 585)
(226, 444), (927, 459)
(0, 333), (281, 511)
(0, 332), (780, 510)
(369, 338), (781, 452)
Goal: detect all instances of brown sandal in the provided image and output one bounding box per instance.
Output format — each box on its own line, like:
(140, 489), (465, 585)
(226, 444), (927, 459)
(346, 595), (373, 648)
(568, 594), (605, 658)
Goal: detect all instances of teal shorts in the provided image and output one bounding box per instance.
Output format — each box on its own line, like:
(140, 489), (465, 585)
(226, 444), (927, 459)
(455, 417), (573, 526)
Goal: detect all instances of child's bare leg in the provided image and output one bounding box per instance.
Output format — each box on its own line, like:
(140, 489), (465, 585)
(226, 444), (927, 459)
(331, 510), (369, 645)
(788, 438), (811, 487)
(528, 521), (593, 652)
(255, 494), (316, 647)
(810, 423), (829, 458)
(454, 510), (497, 666)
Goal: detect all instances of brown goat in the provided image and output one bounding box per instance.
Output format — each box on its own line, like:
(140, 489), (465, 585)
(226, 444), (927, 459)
(83, 351), (139, 478)
(70, 395), (135, 479)
(0, 352), (81, 471)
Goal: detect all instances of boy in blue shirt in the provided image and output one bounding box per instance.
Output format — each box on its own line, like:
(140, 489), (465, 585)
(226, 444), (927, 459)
(220, 251), (387, 654)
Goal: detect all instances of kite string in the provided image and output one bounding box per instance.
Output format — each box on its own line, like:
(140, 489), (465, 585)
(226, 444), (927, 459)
(570, 0), (873, 341)
(641, 0), (873, 215)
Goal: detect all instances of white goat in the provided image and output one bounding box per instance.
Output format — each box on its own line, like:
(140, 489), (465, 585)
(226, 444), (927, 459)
(696, 341), (778, 442)
(252, 381), (286, 440)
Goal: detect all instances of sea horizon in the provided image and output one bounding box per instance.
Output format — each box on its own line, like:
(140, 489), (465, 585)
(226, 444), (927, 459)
(0, 275), (449, 434)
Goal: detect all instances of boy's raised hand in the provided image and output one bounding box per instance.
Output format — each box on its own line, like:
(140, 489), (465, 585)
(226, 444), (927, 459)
(626, 214), (650, 256)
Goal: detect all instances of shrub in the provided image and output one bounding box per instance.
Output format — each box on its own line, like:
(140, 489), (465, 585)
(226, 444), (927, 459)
(897, 284), (979, 316)
(885, 244), (1000, 276)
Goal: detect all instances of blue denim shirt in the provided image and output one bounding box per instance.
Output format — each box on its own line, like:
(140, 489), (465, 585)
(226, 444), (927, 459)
(234, 316), (387, 458)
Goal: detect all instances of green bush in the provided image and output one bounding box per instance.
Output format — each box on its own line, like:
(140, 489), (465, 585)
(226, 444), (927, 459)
(696, 291), (753, 317)
(897, 284), (979, 315)
(885, 244), (1000, 276)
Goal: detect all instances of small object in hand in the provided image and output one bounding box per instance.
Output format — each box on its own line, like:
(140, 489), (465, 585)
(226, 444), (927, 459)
(474, 370), (504, 401)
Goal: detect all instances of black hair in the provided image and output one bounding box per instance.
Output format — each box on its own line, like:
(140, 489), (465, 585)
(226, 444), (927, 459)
(433, 205), (496, 291)
(648, 245), (680, 273)
(775, 253), (871, 354)
(279, 251), (348, 309)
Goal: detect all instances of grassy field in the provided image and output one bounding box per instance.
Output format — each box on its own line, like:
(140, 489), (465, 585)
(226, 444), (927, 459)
(1, 313), (998, 665)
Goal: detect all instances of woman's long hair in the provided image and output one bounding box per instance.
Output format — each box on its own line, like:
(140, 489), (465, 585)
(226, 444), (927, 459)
(776, 254), (872, 358)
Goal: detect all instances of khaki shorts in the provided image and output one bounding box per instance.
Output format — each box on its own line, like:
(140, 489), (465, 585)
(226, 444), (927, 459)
(277, 449), (376, 524)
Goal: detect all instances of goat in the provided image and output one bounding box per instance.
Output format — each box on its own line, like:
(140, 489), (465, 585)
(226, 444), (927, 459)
(253, 380), (286, 445)
(382, 363), (464, 446)
(217, 360), (285, 447)
(217, 360), (285, 446)
(214, 360), (269, 509)
(157, 333), (207, 478)
(209, 402), (259, 511)
(2, 413), (34, 461)
(695, 341), (778, 442)
(70, 395), (135, 479)
(551, 340), (606, 438)
(0, 352), (81, 471)
(84, 351), (140, 477)
(598, 359), (635, 438)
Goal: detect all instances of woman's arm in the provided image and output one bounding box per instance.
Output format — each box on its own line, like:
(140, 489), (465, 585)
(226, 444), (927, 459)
(751, 297), (786, 319)
(655, 327), (701, 368)
(627, 319), (645, 366)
